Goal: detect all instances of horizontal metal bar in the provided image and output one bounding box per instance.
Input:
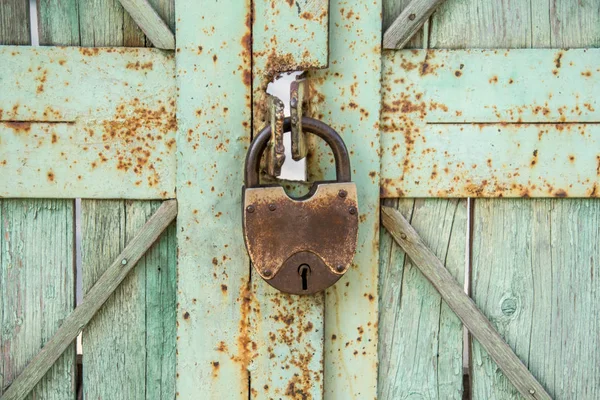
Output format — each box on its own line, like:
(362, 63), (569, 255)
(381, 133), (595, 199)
(0, 46), (176, 199)
(381, 49), (600, 198)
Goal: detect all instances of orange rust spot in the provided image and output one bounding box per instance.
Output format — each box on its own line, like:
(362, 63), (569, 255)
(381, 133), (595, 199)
(489, 75), (498, 84)
(5, 121), (31, 133)
(183, 311), (190, 320)
(125, 61), (154, 70)
(79, 47), (100, 56)
(221, 284), (228, 293)
(212, 54), (218, 63)
(554, 189), (568, 197)
(454, 70), (462, 77)
(51, 133), (58, 144)
(47, 170), (55, 182)
(554, 51), (563, 69)
(581, 70), (592, 78)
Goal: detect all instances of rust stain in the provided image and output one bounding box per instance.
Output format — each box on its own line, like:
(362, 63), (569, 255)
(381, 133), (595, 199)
(47, 170), (55, 182)
(125, 61), (154, 70)
(5, 121), (31, 133)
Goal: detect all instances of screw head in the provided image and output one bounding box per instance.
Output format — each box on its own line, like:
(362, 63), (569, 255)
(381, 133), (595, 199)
(349, 206), (357, 215)
(338, 189), (347, 198)
(246, 205), (255, 213)
(268, 203), (277, 211)
(121, 259), (128, 265)
(263, 269), (272, 277)
(409, 13), (416, 20)
(336, 265), (345, 273)
(400, 233), (407, 240)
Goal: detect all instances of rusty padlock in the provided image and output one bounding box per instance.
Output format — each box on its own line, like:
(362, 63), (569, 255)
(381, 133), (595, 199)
(242, 117), (358, 295)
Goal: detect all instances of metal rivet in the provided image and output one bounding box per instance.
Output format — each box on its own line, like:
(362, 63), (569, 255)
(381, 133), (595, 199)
(263, 269), (272, 277)
(409, 13), (416, 21)
(349, 206), (357, 215)
(246, 205), (255, 213)
(121, 259), (127, 265)
(268, 204), (277, 211)
(338, 189), (347, 198)
(400, 233), (407, 240)
(336, 265), (345, 273)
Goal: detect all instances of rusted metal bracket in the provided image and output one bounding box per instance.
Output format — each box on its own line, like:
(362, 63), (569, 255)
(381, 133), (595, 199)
(290, 74), (308, 161)
(265, 94), (286, 177)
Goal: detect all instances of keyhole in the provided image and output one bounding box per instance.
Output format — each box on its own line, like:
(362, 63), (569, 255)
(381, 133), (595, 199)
(298, 264), (311, 291)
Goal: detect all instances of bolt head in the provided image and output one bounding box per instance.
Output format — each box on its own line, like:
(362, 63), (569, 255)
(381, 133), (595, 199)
(246, 205), (255, 213)
(338, 189), (347, 198)
(336, 265), (345, 273)
(263, 269), (272, 277)
(349, 206), (357, 215)
(268, 203), (277, 211)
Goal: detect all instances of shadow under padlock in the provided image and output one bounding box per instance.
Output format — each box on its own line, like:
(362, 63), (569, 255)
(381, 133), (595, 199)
(242, 117), (359, 295)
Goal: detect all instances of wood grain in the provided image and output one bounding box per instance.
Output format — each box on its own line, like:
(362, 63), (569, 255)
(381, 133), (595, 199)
(117, 0), (174, 49)
(383, 0), (444, 49)
(0, 200), (75, 400)
(0, 0), (30, 45)
(0, 200), (176, 400)
(381, 206), (551, 400)
(378, 199), (466, 399)
(0, 9), (75, 400)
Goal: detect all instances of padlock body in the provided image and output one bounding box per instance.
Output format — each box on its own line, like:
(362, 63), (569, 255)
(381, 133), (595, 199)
(242, 182), (358, 295)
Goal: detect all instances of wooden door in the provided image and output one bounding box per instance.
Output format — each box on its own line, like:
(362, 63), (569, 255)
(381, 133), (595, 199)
(1, 0), (599, 399)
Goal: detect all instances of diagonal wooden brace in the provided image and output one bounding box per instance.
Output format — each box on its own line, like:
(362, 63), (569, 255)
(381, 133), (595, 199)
(381, 206), (552, 400)
(0, 200), (178, 400)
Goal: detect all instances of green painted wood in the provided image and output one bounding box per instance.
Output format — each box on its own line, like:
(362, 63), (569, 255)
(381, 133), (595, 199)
(0, 0), (29, 45)
(379, 199), (466, 399)
(175, 0), (252, 398)
(383, 0), (446, 49)
(1, 200), (176, 400)
(116, 0), (174, 49)
(80, 200), (176, 400)
(304, 0), (382, 397)
(0, 200), (75, 400)
(416, 0), (600, 398)
(0, 46), (176, 199)
(383, 0), (423, 48)
(1, 10), (75, 400)
(37, 0), (80, 46)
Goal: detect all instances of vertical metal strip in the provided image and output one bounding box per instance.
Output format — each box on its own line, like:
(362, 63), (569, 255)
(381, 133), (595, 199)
(175, 0), (252, 398)
(307, 0), (382, 397)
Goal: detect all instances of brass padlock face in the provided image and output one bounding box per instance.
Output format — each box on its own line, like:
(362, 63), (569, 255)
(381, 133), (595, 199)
(243, 182), (358, 295)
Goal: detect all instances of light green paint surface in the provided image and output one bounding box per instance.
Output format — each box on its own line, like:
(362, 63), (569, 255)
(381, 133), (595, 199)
(175, 0), (253, 398)
(249, 1), (329, 398)
(378, 198), (466, 399)
(0, 46), (176, 199)
(305, 0), (382, 397)
(81, 200), (176, 400)
(0, 200), (75, 399)
(380, 49), (600, 198)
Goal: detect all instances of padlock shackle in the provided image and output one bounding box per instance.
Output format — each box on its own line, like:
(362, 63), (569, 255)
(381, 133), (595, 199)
(245, 117), (351, 188)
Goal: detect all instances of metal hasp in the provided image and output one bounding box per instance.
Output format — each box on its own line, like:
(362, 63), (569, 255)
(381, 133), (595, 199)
(242, 117), (359, 295)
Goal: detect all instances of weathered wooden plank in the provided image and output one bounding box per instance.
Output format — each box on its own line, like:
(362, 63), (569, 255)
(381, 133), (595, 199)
(383, 0), (424, 48)
(0, 200), (176, 400)
(0, 0), (30, 45)
(378, 199), (466, 399)
(0, 46), (176, 199)
(382, 205), (551, 400)
(430, 0), (532, 49)
(249, 1), (329, 397)
(80, 200), (176, 400)
(117, 0), (174, 49)
(383, 0), (445, 49)
(0, 200), (75, 400)
(175, 0), (252, 398)
(380, 49), (600, 198)
(36, 0), (80, 46)
(306, 0), (382, 397)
